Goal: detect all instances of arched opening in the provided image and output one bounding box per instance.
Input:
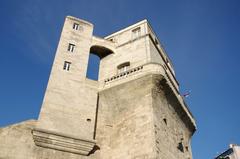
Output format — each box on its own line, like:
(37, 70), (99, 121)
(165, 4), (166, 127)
(86, 45), (113, 80)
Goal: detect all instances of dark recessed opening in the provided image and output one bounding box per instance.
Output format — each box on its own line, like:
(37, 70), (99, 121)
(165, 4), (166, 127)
(177, 142), (184, 153)
(185, 146), (189, 152)
(87, 118), (91, 122)
(163, 118), (167, 125)
(117, 62), (130, 69)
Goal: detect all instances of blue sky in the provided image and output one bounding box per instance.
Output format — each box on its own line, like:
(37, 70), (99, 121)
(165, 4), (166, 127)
(0, 0), (240, 158)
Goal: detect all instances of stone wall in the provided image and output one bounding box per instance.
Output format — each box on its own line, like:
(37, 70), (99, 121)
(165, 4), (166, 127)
(96, 74), (156, 159)
(0, 16), (196, 159)
(0, 120), (94, 159)
(152, 75), (193, 159)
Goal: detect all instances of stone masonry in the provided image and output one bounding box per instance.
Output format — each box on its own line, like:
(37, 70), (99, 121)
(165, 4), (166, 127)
(0, 16), (196, 159)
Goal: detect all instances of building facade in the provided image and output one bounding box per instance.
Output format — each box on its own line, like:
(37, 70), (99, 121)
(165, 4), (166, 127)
(0, 16), (196, 159)
(215, 144), (240, 159)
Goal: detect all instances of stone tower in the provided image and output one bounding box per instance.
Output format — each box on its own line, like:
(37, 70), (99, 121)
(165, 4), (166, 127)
(0, 16), (196, 159)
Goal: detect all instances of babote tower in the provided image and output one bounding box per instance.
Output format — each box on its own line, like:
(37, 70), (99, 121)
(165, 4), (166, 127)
(0, 16), (196, 159)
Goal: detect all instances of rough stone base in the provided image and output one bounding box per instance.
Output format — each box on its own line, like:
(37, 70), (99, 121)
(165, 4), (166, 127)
(0, 120), (94, 159)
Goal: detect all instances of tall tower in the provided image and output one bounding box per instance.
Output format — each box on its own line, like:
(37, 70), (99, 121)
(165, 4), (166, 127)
(32, 16), (196, 159)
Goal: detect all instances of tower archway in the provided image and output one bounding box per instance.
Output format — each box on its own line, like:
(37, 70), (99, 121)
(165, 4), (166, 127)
(86, 45), (113, 80)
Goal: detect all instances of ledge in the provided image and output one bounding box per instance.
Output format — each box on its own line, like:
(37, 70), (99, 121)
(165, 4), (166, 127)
(32, 128), (96, 156)
(104, 65), (143, 83)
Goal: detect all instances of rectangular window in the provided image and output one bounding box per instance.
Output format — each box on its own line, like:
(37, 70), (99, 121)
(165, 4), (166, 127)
(68, 43), (75, 52)
(118, 65), (129, 74)
(63, 61), (71, 71)
(117, 62), (130, 74)
(108, 37), (117, 43)
(132, 27), (141, 39)
(73, 23), (79, 30)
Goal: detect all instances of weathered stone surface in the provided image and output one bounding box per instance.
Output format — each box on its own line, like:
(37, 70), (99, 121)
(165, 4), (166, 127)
(0, 16), (196, 159)
(0, 120), (93, 159)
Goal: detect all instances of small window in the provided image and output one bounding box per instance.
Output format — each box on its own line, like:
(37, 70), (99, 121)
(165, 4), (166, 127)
(132, 27), (141, 39)
(73, 23), (79, 30)
(109, 37), (117, 43)
(117, 62), (130, 74)
(63, 61), (71, 71)
(68, 43), (75, 52)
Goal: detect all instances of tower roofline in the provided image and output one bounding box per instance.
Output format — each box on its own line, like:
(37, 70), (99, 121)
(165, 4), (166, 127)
(104, 19), (175, 72)
(66, 16), (93, 27)
(104, 19), (148, 39)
